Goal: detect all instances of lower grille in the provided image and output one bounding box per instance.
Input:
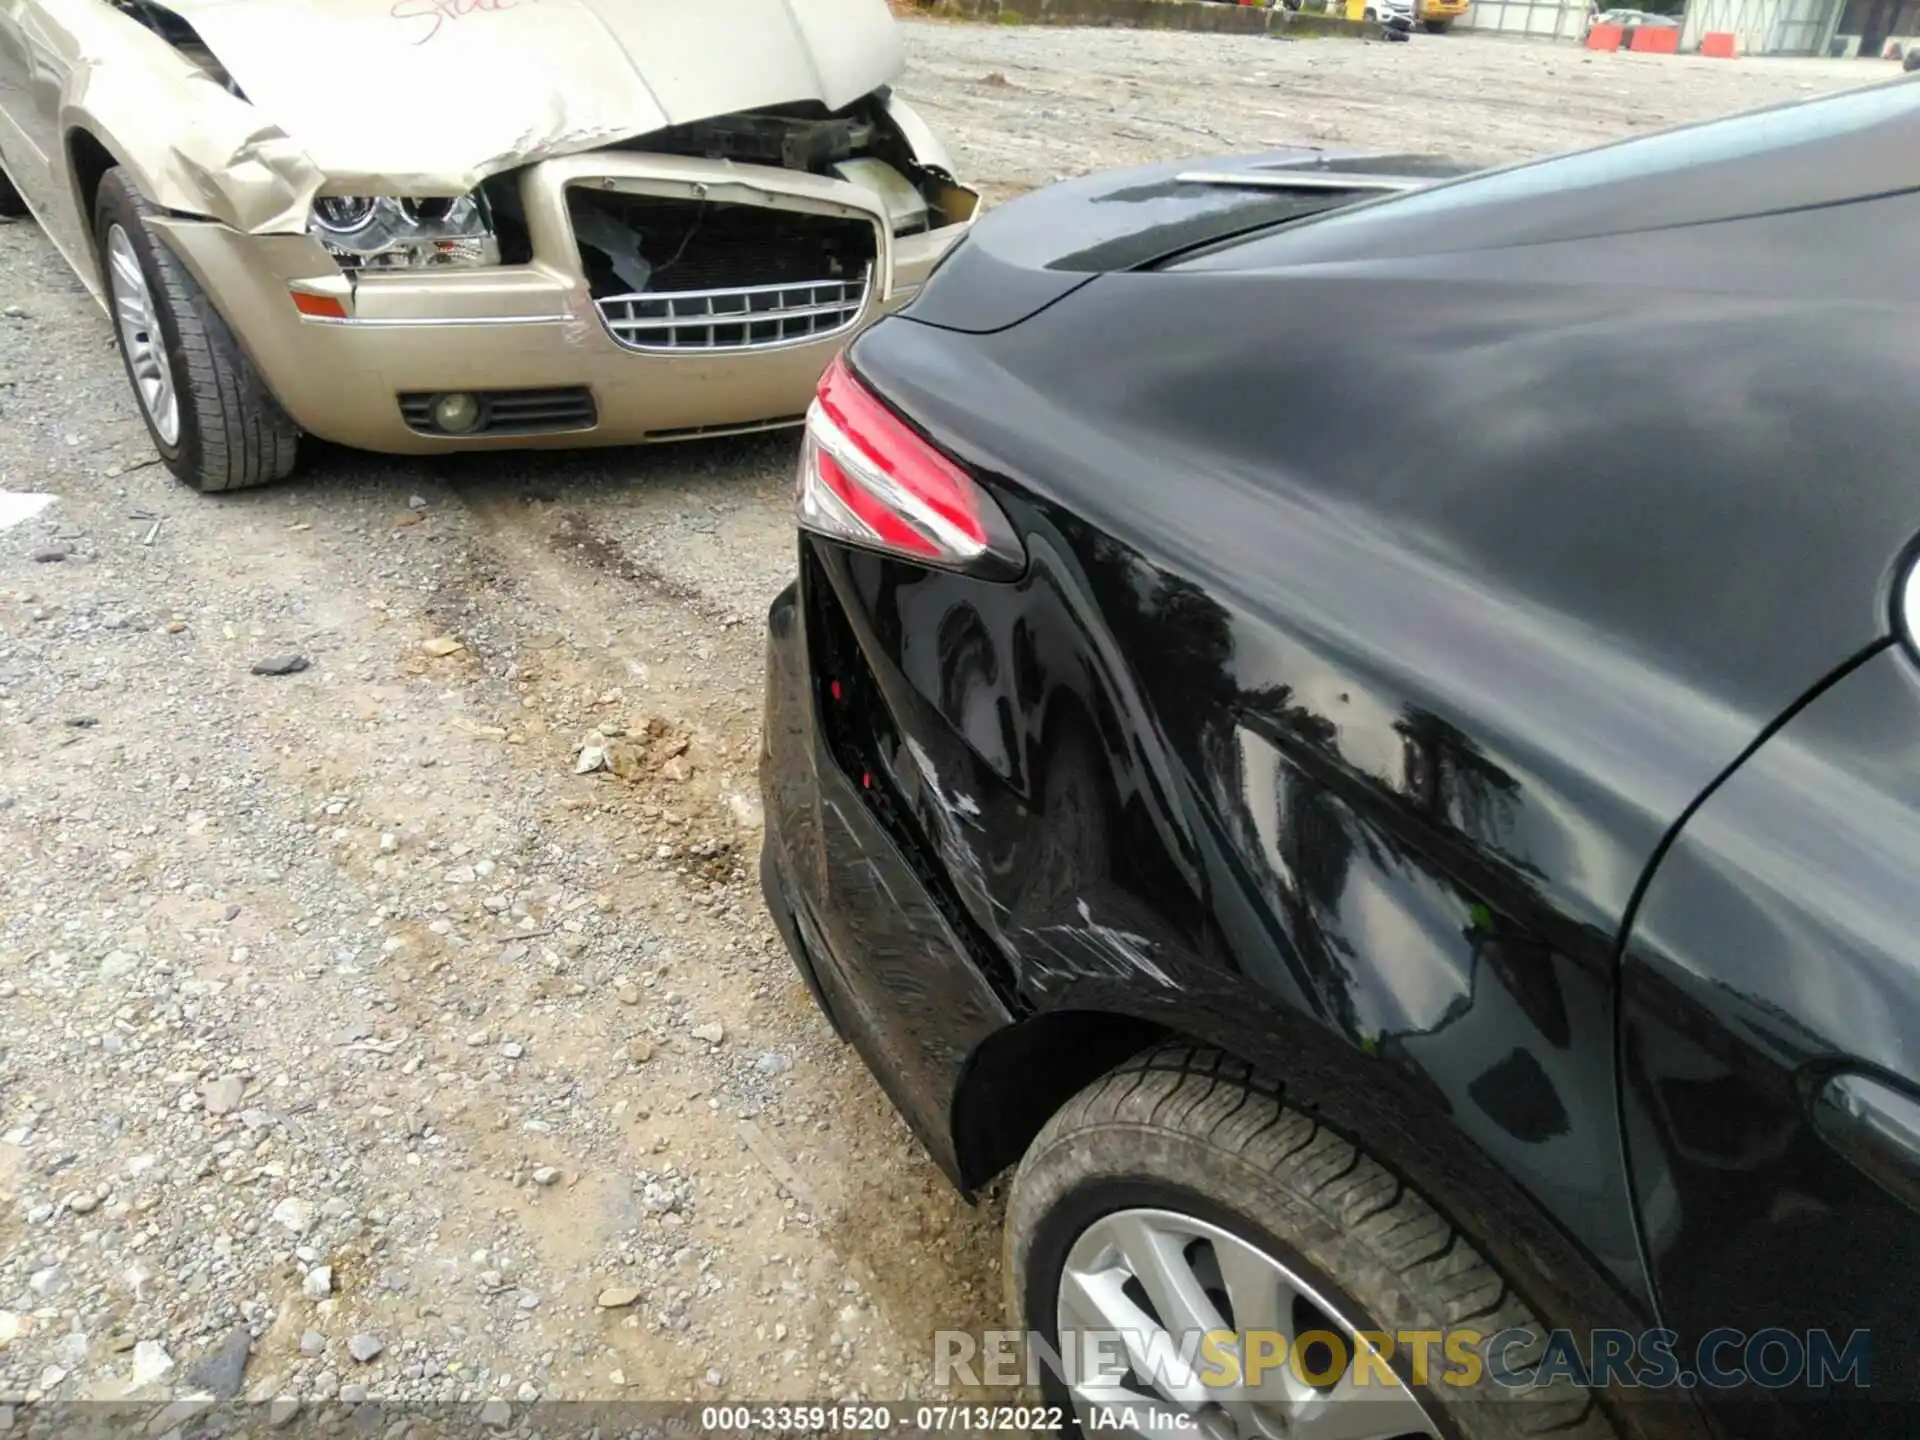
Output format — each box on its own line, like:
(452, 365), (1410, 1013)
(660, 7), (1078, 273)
(599, 274), (868, 353)
(398, 388), (597, 437)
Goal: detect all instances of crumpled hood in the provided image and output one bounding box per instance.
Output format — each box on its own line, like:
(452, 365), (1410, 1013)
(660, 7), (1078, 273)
(157, 0), (905, 190)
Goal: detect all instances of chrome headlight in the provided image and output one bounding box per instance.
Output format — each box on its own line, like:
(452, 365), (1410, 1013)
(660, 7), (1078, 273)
(308, 194), (499, 271)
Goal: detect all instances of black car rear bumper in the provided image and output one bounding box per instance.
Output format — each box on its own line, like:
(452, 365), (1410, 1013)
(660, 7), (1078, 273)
(757, 573), (1013, 1189)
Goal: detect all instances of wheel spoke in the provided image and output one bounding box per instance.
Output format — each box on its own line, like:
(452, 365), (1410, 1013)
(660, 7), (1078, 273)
(113, 286), (146, 331)
(110, 244), (143, 295)
(1059, 1264), (1213, 1406)
(1213, 1237), (1314, 1405)
(1215, 1235), (1290, 1339)
(1107, 1213), (1230, 1344)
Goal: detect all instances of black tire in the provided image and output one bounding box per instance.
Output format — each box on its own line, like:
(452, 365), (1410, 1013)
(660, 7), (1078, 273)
(1007, 1045), (1617, 1440)
(1905, 47), (1920, 71)
(0, 162), (28, 219)
(94, 167), (299, 491)
(1424, 17), (1453, 29)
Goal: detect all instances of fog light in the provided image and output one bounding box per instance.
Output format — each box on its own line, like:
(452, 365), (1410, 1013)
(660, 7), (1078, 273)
(432, 392), (482, 434)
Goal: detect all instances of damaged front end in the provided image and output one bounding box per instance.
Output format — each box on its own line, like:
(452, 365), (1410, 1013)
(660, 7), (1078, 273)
(24, 0), (977, 452)
(561, 96), (977, 354)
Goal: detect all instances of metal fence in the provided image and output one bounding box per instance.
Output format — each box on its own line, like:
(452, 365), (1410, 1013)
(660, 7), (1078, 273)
(1680, 0), (1845, 51)
(1456, 0), (1845, 48)
(1453, 0), (1587, 37)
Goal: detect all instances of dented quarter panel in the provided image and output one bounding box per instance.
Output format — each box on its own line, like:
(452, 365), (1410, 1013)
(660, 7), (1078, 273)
(759, 106), (1920, 1435)
(775, 209), (1920, 1323)
(805, 475), (1654, 1310)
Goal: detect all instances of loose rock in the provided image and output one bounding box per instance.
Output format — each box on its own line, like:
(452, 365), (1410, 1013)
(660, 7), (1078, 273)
(129, 1340), (173, 1388)
(249, 655), (310, 677)
(202, 1074), (246, 1115)
(186, 1324), (252, 1401)
(270, 1197), (316, 1235)
(346, 1334), (384, 1364)
(596, 1286), (641, 1309)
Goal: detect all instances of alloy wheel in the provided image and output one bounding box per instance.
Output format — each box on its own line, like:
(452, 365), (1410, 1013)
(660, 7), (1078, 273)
(106, 224), (181, 446)
(1056, 1207), (1442, 1440)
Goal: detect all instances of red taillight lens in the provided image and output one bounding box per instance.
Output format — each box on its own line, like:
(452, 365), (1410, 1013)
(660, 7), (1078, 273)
(795, 355), (1023, 574)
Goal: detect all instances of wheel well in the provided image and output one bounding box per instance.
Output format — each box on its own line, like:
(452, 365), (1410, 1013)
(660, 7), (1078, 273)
(67, 129), (119, 227)
(950, 1009), (1170, 1191)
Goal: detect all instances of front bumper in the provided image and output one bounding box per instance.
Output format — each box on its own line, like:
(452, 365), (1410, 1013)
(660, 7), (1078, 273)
(145, 152), (974, 454)
(758, 575), (1013, 1187)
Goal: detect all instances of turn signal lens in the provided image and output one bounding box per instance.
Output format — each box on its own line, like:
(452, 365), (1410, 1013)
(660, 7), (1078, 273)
(289, 290), (348, 320)
(796, 355), (1023, 575)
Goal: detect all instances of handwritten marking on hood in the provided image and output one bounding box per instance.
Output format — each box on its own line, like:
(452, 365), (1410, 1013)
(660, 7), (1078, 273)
(391, 0), (536, 47)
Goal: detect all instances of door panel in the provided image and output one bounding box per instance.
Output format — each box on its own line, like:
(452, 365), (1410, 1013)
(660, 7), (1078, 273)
(0, 0), (71, 230)
(0, 0), (47, 184)
(1619, 644), (1920, 1438)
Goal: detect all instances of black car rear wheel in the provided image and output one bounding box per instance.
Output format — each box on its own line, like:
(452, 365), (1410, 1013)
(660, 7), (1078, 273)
(1006, 1046), (1615, 1439)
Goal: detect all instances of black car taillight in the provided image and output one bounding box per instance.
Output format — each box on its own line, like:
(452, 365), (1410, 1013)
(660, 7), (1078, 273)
(795, 355), (1025, 576)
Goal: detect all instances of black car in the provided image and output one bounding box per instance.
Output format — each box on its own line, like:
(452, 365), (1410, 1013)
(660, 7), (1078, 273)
(759, 81), (1920, 1440)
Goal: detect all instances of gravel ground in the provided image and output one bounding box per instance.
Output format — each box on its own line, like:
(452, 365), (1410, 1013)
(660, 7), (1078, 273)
(0, 20), (1890, 1426)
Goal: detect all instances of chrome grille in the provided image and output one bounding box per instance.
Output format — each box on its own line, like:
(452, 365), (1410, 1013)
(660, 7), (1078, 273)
(596, 270), (870, 353)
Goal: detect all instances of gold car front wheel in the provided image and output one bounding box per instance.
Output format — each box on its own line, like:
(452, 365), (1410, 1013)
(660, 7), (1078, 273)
(93, 167), (300, 492)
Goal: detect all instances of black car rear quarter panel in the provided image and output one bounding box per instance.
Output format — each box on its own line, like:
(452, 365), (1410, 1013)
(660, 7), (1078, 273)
(792, 428), (1657, 1345)
(804, 236), (1920, 1377)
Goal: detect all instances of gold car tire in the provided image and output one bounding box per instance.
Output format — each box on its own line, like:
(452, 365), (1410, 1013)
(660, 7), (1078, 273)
(93, 167), (300, 492)
(1006, 1045), (1621, 1440)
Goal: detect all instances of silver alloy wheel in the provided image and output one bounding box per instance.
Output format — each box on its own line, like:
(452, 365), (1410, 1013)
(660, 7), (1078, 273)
(106, 224), (181, 446)
(1057, 1208), (1442, 1440)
